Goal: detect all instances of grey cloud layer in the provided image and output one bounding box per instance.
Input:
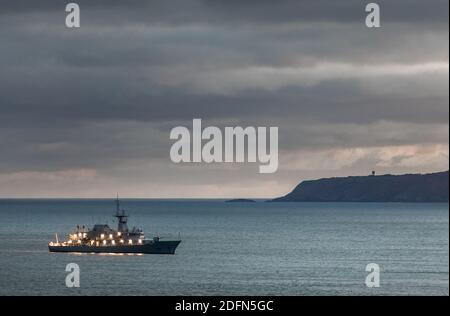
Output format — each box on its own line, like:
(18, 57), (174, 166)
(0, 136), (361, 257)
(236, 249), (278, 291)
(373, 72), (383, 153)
(0, 1), (448, 196)
(1, 0), (448, 24)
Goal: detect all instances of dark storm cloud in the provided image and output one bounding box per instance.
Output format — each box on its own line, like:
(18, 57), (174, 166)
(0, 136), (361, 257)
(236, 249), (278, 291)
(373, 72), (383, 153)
(1, 0), (448, 25)
(0, 73), (447, 128)
(0, 22), (447, 126)
(0, 0), (448, 196)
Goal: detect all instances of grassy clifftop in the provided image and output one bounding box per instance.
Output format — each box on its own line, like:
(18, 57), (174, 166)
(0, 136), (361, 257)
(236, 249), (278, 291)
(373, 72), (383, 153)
(272, 171), (449, 202)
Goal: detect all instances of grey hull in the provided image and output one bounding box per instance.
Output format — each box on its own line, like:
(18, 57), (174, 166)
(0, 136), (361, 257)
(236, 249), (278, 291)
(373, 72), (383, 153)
(49, 240), (181, 254)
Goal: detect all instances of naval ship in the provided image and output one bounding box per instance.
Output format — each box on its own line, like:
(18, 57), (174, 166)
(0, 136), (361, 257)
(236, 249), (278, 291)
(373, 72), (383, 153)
(48, 197), (181, 254)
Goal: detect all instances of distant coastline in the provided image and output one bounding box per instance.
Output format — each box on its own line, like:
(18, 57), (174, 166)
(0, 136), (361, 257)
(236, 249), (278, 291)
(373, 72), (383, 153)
(225, 198), (256, 203)
(1, 171), (449, 203)
(271, 171), (449, 203)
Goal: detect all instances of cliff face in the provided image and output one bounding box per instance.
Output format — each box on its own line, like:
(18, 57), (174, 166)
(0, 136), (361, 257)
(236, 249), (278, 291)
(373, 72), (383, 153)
(272, 171), (449, 202)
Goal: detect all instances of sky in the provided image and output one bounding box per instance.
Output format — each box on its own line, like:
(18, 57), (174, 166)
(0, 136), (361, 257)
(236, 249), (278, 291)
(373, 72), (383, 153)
(0, 0), (448, 198)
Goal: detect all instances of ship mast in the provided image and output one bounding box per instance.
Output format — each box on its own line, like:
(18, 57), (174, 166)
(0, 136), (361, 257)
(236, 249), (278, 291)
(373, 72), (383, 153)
(114, 195), (129, 233)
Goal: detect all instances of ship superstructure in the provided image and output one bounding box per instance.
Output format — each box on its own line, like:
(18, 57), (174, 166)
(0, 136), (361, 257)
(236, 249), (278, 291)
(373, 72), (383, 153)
(48, 197), (181, 254)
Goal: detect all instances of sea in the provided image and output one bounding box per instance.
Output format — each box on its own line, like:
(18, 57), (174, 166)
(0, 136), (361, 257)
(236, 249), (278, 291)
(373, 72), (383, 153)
(0, 199), (448, 296)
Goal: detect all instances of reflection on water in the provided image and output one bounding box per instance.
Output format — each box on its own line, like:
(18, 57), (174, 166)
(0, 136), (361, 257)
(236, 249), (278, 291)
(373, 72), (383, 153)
(0, 199), (448, 296)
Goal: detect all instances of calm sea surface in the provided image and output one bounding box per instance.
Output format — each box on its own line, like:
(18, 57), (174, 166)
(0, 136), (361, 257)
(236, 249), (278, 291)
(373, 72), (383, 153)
(0, 199), (448, 296)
